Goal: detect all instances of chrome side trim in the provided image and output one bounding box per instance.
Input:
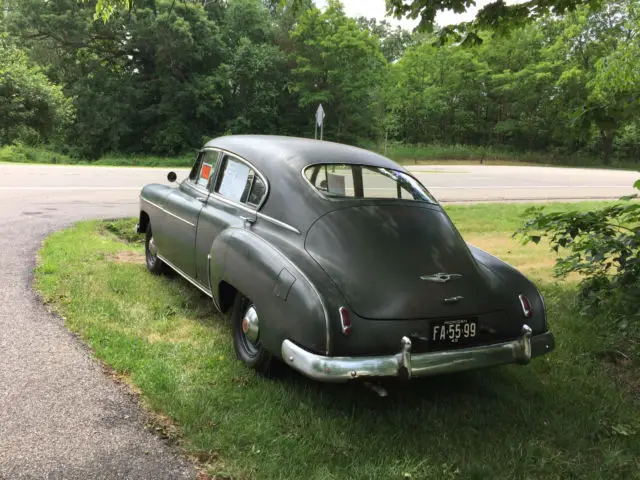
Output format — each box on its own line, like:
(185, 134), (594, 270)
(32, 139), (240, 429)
(257, 212), (301, 234)
(141, 197), (195, 228)
(282, 325), (550, 383)
(208, 193), (301, 235)
(241, 230), (331, 355)
(157, 254), (213, 298)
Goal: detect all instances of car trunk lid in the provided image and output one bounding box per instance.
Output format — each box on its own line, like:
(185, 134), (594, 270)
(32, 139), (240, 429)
(305, 203), (499, 320)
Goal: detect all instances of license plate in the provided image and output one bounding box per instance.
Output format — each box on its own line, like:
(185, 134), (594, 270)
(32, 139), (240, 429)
(430, 319), (477, 346)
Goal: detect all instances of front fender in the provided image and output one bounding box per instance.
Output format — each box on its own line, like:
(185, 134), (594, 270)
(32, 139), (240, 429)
(138, 184), (173, 235)
(469, 244), (548, 334)
(211, 228), (330, 357)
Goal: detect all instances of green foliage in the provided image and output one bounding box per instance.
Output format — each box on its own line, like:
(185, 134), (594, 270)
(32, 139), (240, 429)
(517, 183), (640, 314)
(0, 144), (74, 164)
(0, 40), (74, 146)
(290, 0), (386, 142)
(85, 0), (133, 22)
(0, 0), (638, 163)
(385, 0), (603, 44)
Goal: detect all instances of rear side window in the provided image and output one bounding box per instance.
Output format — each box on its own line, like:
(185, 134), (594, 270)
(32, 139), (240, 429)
(303, 164), (436, 203)
(215, 155), (267, 208)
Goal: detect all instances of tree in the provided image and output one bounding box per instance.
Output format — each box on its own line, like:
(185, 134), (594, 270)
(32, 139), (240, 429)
(355, 18), (415, 63)
(548, 1), (640, 163)
(290, 0), (386, 142)
(0, 40), (74, 146)
(385, 0), (604, 44)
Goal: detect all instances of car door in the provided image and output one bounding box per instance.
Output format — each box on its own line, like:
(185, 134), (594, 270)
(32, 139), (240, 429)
(194, 153), (268, 286)
(161, 149), (220, 280)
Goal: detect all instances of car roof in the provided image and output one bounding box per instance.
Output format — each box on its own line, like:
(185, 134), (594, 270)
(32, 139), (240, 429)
(202, 135), (413, 234)
(203, 135), (406, 174)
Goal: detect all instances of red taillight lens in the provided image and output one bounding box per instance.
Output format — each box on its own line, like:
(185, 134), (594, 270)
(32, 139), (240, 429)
(519, 294), (533, 318)
(339, 306), (352, 336)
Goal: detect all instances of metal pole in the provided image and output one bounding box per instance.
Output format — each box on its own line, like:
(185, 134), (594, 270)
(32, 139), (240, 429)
(315, 122), (317, 140)
(320, 123), (323, 141)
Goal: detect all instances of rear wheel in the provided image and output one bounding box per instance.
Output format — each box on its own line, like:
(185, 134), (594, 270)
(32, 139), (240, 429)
(145, 224), (167, 274)
(232, 292), (272, 374)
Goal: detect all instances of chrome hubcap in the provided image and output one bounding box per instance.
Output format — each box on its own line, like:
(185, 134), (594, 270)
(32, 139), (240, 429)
(148, 236), (158, 257)
(242, 306), (260, 344)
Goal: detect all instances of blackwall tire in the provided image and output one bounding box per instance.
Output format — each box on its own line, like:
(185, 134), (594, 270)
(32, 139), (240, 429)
(145, 224), (167, 275)
(232, 292), (273, 375)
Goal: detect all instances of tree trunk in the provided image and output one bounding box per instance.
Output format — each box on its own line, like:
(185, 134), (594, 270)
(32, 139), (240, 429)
(600, 129), (614, 165)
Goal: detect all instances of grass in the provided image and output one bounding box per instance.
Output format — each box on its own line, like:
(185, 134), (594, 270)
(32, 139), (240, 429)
(35, 204), (640, 479)
(371, 143), (639, 170)
(3, 143), (638, 170)
(0, 144), (193, 168)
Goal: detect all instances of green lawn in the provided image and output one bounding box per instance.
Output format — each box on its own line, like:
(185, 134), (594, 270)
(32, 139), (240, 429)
(35, 203), (639, 479)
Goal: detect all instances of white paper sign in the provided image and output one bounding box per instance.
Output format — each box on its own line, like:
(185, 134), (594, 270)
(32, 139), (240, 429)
(218, 159), (250, 202)
(327, 173), (345, 195)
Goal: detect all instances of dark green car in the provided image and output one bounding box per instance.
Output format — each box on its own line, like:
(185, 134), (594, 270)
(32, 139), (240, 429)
(137, 135), (555, 382)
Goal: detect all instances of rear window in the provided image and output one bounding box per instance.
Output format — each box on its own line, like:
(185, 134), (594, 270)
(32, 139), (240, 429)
(303, 164), (436, 203)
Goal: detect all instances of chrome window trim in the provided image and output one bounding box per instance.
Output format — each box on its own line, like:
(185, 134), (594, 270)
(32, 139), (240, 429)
(300, 162), (437, 204)
(241, 230), (330, 355)
(141, 197), (195, 228)
(209, 191), (301, 235)
(213, 150), (270, 210)
(204, 148), (300, 234)
(181, 179), (210, 197)
(185, 148), (221, 193)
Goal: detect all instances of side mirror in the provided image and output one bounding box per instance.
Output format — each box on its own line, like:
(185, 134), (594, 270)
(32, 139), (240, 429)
(167, 171), (177, 183)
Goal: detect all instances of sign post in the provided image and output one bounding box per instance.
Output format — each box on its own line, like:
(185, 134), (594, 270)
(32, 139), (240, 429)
(315, 104), (325, 140)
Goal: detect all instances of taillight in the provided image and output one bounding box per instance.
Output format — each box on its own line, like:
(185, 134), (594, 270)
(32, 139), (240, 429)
(519, 294), (533, 318)
(339, 306), (352, 336)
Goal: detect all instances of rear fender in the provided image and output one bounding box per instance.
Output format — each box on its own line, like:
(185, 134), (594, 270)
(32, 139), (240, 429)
(469, 245), (547, 333)
(210, 229), (330, 357)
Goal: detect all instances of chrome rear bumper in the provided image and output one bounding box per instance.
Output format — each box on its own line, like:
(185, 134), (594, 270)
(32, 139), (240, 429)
(281, 325), (555, 382)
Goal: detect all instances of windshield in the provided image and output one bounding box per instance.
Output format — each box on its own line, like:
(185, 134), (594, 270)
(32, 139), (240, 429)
(303, 164), (436, 203)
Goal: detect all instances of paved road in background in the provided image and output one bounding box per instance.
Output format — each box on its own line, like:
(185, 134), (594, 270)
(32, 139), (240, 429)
(0, 162), (637, 478)
(411, 164), (638, 202)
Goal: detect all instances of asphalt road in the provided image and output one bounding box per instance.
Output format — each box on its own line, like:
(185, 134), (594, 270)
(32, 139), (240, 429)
(0, 162), (637, 478)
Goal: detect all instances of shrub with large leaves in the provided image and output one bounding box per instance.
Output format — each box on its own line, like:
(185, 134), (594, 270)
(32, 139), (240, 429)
(516, 180), (640, 313)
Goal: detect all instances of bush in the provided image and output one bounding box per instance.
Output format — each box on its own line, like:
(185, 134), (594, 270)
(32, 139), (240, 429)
(0, 144), (74, 164)
(516, 180), (640, 317)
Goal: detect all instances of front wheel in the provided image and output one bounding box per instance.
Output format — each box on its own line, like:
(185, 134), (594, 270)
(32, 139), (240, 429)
(232, 292), (272, 374)
(145, 224), (168, 275)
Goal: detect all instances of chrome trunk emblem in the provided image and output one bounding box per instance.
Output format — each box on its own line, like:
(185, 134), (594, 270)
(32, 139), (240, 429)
(442, 295), (464, 304)
(420, 273), (462, 283)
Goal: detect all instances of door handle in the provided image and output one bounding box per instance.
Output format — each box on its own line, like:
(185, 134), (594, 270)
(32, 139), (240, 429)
(196, 196), (208, 203)
(240, 215), (256, 225)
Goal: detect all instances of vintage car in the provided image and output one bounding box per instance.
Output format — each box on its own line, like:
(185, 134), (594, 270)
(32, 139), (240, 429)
(137, 135), (555, 382)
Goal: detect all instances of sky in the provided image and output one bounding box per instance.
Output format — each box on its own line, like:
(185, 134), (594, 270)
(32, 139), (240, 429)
(313, 1), (496, 30)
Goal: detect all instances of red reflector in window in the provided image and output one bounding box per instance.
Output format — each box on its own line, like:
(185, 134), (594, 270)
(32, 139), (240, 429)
(519, 294), (533, 318)
(339, 306), (352, 336)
